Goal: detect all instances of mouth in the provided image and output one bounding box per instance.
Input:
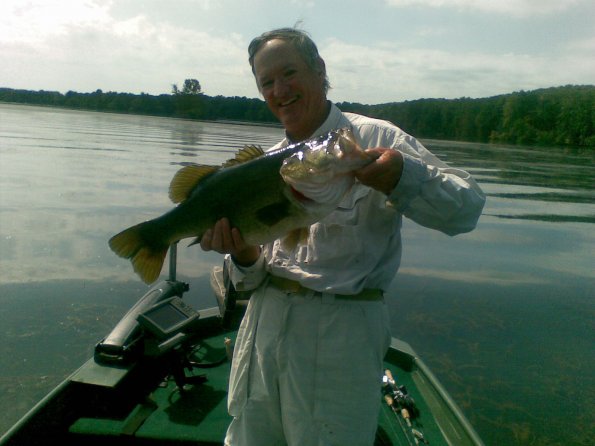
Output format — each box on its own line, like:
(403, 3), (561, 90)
(279, 96), (299, 107)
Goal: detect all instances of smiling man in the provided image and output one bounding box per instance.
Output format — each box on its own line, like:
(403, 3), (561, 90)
(200, 28), (486, 446)
(251, 37), (330, 141)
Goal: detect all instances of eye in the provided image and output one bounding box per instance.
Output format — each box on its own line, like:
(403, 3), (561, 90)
(260, 79), (273, 90)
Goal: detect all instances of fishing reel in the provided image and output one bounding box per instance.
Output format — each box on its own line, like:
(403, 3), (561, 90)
(382, 369), (429, 444)
(382, 369), (419, 418)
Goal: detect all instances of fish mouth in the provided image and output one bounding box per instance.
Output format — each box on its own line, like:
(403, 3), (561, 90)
(290, 186), (314, 203)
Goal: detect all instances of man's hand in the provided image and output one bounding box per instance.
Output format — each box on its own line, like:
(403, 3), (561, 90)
(355, 148), (403, 195)
(200, 218), (261, 266)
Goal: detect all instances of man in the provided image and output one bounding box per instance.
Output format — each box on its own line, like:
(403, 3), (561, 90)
(201, 28), (485, 446)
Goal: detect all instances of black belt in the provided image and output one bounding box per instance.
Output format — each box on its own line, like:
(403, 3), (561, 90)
(268, 275), (384, 302)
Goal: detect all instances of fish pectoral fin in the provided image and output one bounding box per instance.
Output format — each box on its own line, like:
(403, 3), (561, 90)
(222, 145), (265, 168)
(255, 201), (291, 226)
(169, 164), (219, 203)
(281, 227), (309, 250)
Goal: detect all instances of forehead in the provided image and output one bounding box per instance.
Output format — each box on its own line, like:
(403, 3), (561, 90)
(253, 39), (308, 78)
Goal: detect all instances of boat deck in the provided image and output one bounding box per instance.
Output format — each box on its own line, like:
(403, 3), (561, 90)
(2, 322), (482, 446)
(0, 271), (483, 446)
(70, 330), (235, 445)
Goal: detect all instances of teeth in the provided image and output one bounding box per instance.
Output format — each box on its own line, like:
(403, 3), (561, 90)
(280, 97), (298, 106)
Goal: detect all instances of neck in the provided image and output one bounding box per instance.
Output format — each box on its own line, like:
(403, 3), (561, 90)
(287, 100), (331, 142)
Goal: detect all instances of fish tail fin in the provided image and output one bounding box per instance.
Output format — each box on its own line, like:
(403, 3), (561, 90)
(108, 222), (169, 284)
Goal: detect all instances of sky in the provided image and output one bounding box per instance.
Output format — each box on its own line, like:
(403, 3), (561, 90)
(1, 0), (594, 105)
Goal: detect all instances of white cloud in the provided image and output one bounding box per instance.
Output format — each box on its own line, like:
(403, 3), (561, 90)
(0, 5), (254, 96)
(0, 0), (112, 43)
(322, 38), (595, 103)
(565, 35), (595, 52)
(1, 0), (593, 102)
(384, 0), (585, 17)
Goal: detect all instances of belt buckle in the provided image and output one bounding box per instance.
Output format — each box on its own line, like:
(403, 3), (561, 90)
(269, 276), (302, 294)
(287, 281), (302, 294)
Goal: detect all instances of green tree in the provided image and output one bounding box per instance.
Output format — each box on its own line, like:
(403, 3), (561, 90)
(172, 78), (202, 96)
(172, 78), (203, 118)
(183, 78), (201, 95)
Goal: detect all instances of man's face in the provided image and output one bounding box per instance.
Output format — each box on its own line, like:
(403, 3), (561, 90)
(253, 39), (328, 141)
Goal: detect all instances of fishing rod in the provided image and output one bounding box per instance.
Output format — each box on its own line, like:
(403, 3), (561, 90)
(168, 241), (178, 281)
(383, 393), (414, 446)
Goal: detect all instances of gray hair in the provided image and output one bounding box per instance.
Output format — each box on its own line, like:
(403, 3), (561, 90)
(248, 28), (331, 93)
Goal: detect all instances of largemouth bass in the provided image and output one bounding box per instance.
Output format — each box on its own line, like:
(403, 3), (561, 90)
(109, 128), (372, 284)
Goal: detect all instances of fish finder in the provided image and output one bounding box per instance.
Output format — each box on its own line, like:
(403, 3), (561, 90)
(137, 296), (200, 340)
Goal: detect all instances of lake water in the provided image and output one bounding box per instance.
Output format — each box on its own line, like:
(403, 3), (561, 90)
(1, 103), (593, 445)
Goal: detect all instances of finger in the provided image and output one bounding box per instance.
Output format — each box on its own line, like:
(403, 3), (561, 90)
(363, 148), (385, 160)
(356, 158), (379, 178)
(231, 227), (246, 251)
(357, 149), (386, 177)
(210, 219), (224, 251)
(219, 218), (234, 249)
(200, 228), (213, 251)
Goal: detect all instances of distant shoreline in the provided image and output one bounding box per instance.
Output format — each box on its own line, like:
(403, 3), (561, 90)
(0, 101), (283, 129)
(2, 85), (594, 147)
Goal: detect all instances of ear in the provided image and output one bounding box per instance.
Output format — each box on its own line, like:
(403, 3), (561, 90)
(317, 57), (326, 77)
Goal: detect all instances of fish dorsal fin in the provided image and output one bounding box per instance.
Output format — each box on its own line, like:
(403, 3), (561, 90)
(222, 145), (264, 168)
(169, 164), (219, 203)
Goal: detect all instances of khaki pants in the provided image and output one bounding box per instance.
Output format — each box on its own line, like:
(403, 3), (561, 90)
(224, 281), (391, 446)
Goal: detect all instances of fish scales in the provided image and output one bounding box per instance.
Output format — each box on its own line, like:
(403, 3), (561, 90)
(168, 147), (305, 242)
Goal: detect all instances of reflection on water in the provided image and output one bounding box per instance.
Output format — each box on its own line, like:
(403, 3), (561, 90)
(1, 104), (594, 445)
(0, 104), (283, 284)
(427, 138), (595, 223)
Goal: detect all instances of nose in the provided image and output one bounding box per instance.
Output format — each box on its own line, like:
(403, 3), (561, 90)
(273, 77), (290, 98)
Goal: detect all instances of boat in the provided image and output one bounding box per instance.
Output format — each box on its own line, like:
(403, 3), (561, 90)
(0, 245), (484, 446)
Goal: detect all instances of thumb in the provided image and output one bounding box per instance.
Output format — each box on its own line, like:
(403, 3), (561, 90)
(364, 148), (384, 160)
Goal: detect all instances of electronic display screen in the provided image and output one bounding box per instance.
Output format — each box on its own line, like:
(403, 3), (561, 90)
(137, 296), (200, 341)
(144, 304), (188, 330)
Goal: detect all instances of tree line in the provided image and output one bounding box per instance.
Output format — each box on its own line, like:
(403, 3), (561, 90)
(1, 83), (593, 146)
(0, 85), (276, 123)
(340, 85), (595, 147)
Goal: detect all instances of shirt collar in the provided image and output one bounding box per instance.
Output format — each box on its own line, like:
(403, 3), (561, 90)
(284, 101), (344, 145)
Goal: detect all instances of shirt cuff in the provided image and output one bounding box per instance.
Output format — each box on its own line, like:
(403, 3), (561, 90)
(228, 251), (267, 291)
(387, 152), (427, 211)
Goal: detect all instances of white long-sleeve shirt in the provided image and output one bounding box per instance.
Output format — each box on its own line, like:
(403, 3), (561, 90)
(229, 103), (486, 295)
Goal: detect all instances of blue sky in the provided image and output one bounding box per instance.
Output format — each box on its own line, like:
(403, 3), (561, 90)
(1, 0), (594, 104)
